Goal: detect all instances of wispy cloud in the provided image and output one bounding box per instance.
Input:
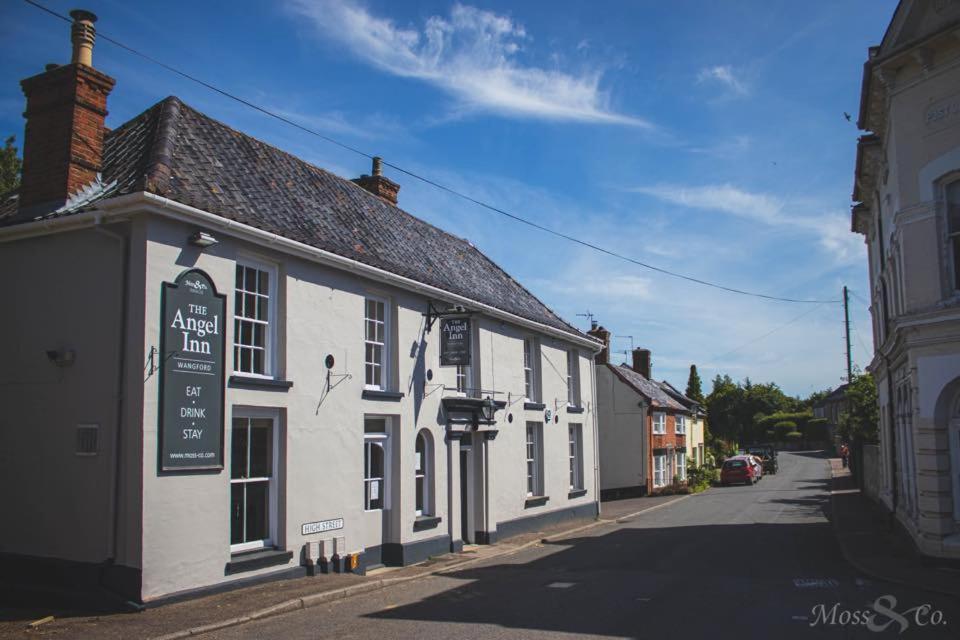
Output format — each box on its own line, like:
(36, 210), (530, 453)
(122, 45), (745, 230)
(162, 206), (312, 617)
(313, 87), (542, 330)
(285, 0), (650, 127)
(696, 65), (748, 96)
(538, 274), (653, 301)
(631, 184), (862, 263)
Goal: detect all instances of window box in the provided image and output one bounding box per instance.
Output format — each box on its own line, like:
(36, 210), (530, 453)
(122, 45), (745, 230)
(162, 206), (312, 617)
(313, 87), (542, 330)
(225, 548), (293, 575)
(524, 495), (549, 508)
(228, 375), (293, 390)
(523, 402), (546, 411)
(568, 489), (588, 499)
(566, 406), (585, 414)
(413, 515), (442, 532)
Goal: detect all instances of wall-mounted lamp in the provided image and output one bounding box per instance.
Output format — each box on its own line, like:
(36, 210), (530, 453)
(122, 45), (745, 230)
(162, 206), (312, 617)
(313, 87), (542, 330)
(188, 231), (218, 248)
(46, 348), (76, 367)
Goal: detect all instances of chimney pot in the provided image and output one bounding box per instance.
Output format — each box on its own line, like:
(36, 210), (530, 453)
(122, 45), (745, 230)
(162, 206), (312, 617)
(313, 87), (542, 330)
(352, 157), (399, 205)
(70, 9), (98, 67)
(18, 8), (115, 213)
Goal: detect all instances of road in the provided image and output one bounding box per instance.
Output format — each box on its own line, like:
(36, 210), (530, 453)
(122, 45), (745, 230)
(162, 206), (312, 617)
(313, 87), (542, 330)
(200, 452), (960, 639)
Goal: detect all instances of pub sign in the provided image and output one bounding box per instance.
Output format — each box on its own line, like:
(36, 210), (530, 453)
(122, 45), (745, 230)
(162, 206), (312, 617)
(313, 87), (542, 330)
(159, 269), (226, 471)
(440, 316), (471, 366)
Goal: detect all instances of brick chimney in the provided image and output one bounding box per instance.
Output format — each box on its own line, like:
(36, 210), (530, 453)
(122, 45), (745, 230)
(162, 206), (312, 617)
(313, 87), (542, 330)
(352, 156), (399, 205)
(587, 324), (611, 365)
(18, 9), (115, 213)
(632, 348), (651, 379)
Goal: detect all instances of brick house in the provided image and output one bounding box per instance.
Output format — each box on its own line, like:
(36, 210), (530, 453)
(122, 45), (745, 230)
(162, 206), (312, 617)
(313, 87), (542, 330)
(589, 326), (689, 497)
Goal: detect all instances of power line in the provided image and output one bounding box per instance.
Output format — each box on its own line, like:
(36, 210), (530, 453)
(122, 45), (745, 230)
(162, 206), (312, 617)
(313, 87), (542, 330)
(712, 303), (829, 360)
(24, 0), (840, 305)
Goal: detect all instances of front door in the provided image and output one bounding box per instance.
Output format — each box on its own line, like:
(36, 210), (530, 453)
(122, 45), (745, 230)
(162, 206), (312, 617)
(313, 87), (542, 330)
(460, 449), (470, 543)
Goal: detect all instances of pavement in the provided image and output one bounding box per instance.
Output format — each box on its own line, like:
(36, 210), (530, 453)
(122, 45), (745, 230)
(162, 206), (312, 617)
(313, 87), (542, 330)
(0, 494), (680, 640)
(829, 457), (960, 598)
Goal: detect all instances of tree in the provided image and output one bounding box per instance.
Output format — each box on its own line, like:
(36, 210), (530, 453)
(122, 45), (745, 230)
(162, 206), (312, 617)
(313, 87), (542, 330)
(838, 372), (879, 443)
(0, 136), (21, 195)
(685, 365), (704, 404)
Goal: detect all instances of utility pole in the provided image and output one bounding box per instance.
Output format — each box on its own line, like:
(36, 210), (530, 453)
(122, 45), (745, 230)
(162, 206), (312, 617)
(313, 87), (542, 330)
(843, 285), (853, 382)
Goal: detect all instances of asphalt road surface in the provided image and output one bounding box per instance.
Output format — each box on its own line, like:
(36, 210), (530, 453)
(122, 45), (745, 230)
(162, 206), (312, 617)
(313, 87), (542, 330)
(201, 452), (960, 639)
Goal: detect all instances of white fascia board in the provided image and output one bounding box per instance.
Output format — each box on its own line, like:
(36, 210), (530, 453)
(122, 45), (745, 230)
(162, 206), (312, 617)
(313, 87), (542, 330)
(1, 191), (601, 351)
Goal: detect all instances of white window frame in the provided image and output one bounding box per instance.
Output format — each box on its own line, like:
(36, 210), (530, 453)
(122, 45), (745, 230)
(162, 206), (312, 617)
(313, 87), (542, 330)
(677, 451), (686, 482)
(945, 180), (960, 291)
(569, 423), (584, 491)
(233, 257), (278, 378)
(363, 417), (390, 512)
(652, 412), (666, 434)
(675, 415), (686, 435)
(414, 430), (433, 517)
(523, 338), (541, 403)
(364, 296), (390, 391)
(653, 454), (666, 488)
(526, 421), (544, 497)
(230, 409), (280, 553)
(567, 349), (581, 407)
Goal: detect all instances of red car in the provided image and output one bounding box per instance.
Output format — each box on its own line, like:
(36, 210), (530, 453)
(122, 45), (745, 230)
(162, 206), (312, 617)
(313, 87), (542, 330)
(720, 456), (758, 486)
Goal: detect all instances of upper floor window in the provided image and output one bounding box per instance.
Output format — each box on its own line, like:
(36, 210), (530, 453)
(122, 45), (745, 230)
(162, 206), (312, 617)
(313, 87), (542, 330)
(523, 338), (541, 402)
(364, 297), (389, 390)
(567, 349), (581, 407)
(947, 181), (960, 291)
(234, 259), (276, 377)
(652, 412), (666, 434)
(675, 415), (686, 435)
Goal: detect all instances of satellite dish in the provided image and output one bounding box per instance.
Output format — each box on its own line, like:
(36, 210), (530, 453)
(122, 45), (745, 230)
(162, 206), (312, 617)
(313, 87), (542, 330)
(324, 354), (335, 369)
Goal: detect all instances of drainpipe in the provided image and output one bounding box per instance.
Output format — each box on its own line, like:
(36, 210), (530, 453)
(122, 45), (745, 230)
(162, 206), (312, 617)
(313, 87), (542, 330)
(590, 362), (600, 518)
(93, 214), (129, 571)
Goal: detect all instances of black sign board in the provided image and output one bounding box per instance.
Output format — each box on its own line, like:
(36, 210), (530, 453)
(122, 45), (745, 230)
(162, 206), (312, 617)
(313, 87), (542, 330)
(159, 269), (226, 471)
(440, 316), (471, 366)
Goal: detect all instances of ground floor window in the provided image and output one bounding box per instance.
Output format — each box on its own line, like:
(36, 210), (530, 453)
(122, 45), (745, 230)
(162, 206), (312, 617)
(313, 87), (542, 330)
(677, 451), (686, 482)
(568, 423), (583, 491)
(526, 422), (544, 496)
(364, 418), (389, 511)
(415, 429), (434, 516)
(653, 454), (666, 488)
(231, 413), (278, 552)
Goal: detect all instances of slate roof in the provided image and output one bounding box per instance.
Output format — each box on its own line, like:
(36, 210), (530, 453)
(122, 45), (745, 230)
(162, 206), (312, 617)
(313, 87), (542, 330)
(607, 363), (687, 412)
(657, 380), (704, 414)
(1, 96), (592, 341)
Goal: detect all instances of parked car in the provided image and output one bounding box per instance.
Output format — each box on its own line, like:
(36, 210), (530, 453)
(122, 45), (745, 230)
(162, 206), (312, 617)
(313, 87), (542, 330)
(748, 455), (763, 481)
(720, 456), (758, 486)
(746, 445), (778, 475)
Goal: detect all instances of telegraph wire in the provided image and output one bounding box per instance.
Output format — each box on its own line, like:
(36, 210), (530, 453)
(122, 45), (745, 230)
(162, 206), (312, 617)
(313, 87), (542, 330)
(711, 302), (829, 360)
(23, 0), (841, 305)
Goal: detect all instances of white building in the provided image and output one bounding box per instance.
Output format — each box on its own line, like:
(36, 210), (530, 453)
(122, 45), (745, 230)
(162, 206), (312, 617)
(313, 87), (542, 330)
(0, 12), (601, 604)
(852, 0), (960, 560)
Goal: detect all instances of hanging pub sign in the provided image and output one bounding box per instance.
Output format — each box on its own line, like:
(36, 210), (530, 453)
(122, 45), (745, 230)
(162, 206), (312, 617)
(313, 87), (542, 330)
(158, 269), (226, 471)
(440, 316), (471, 366)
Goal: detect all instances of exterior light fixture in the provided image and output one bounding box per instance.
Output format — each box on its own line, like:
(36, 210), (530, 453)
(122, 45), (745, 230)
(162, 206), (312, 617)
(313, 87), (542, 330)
(188, 231), (218, 248)
(480, 396), (497, 423)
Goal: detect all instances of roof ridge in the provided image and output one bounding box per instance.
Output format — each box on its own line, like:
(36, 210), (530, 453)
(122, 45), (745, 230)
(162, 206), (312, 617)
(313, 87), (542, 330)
(140, 96), (183, 196)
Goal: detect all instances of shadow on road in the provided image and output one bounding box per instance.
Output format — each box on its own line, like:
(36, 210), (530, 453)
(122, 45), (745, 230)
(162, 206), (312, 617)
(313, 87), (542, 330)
(365, 519), (848, 638)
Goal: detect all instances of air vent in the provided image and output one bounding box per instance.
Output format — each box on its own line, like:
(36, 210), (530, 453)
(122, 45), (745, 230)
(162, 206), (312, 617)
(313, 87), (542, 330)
(76, 424), (99, 456)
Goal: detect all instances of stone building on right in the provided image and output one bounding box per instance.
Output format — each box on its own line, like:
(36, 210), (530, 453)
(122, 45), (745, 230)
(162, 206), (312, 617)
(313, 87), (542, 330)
(852, 0), (960, 560)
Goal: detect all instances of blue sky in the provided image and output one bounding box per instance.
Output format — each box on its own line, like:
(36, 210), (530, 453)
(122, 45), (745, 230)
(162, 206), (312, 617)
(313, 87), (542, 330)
(1, 0), (897, 396)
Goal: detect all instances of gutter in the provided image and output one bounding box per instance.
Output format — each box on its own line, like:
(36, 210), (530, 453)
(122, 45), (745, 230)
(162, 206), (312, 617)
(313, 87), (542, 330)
(1, 191), (603, 351)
